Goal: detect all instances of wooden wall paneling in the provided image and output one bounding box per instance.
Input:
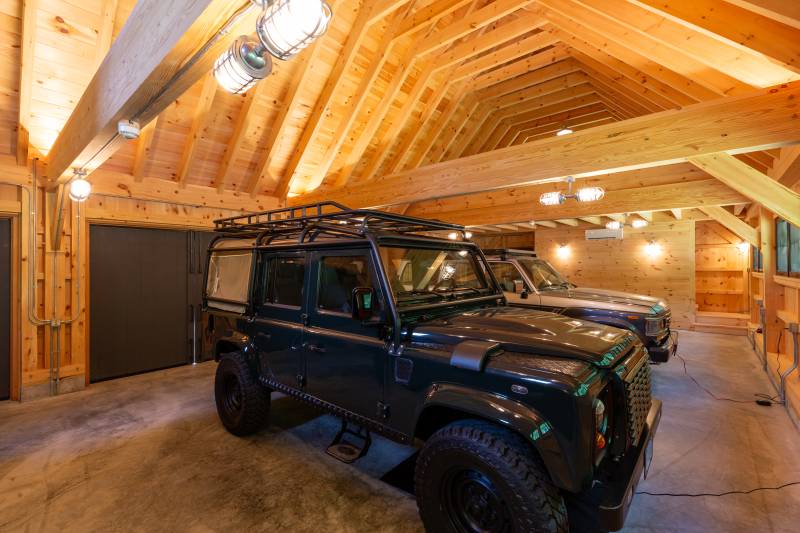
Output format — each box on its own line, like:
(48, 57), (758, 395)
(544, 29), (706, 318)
(695, 221), (748, 314)
(536, 220), (696, 327)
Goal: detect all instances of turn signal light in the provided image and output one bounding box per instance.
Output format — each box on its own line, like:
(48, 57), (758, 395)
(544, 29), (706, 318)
(596, 432), (607, 450)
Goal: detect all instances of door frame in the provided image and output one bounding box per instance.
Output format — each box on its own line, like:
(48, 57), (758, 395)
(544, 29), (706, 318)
(0, 214), (21, 401)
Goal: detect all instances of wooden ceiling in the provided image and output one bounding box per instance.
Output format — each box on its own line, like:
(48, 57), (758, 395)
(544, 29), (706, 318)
(1, 0), (799, 227)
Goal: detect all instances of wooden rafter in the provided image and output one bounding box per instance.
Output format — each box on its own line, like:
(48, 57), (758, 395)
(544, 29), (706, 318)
(214, 81), (267, 192)
(699, 205), (759, 246)
(131, 117), (158, 183)
(245, 40), (324, 196)
(177, 73), (218, 188)
(16, 0), (38, 165)
(262, 0), (379, 197)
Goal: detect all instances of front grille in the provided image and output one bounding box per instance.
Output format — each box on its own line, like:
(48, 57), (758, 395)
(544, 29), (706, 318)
(623, 356), (652, 445)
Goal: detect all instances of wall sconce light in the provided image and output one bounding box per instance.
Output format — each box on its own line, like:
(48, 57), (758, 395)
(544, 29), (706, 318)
(737, 241), (749, 254)
(540, 176), (604, 206)
(644, 240), (661, 257)
(556, 243), (570, 259)
(631, 219), (649, 229)
(464, 231), (473, 239)
(68, 170), (91, 202)
(447, 232), (458, 240)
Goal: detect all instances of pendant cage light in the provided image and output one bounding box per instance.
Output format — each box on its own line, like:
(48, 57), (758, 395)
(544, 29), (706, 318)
(214, 36), (273, 94)
(256, 0), (332, 61)
(539, 177), (604, 206)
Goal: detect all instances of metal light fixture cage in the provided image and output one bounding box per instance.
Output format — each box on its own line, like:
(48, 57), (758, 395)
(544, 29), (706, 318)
(214, 36), (273, 94)
(256, 0), (332, 61)
(539, 176), (605, 206)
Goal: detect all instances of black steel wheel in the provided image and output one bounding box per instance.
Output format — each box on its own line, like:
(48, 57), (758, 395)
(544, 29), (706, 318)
(415, 420), (568, 533)
(214, 352), (270, 436)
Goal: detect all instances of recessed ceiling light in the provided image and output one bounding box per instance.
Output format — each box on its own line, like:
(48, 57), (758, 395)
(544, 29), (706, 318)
(556, 127), (573, 136)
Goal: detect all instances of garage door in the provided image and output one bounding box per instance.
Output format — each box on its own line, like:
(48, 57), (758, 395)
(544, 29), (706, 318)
(90, 226), (213, 382)
(0, 219), (9, 400)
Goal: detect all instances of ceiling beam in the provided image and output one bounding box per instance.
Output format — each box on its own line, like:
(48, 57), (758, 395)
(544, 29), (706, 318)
(88, 169), (280, 212)
(44, 0), (259, 184)
(699, 206), (760, 246)
(406, 179), (746, 226)
(689, 152), (800, 228)
(555, 218), (579, 226)
(724, 0), (800, 30)
(213, 83), (266, 192)
(630, 0), (800, 75)
(670, 208), (682, 220)
(295, 81), (800, 208)
(533, 220), (557, 228)
(579, 216), (602, 225)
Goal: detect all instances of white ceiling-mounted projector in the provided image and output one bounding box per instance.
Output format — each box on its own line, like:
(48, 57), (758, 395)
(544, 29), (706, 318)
(117, 120), (141, 140)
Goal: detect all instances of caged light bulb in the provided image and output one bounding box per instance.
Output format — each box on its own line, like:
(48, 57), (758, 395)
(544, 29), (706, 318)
(256, 0), (332, 61)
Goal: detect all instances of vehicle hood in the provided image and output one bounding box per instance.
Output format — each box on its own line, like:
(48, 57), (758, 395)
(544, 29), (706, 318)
(542, 286), (666, 314)
(408, 306), (637, 367)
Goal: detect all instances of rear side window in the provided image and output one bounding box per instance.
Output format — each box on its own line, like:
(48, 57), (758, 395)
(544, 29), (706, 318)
(206, 251), (252, 311)
(264, 256), (306, 307)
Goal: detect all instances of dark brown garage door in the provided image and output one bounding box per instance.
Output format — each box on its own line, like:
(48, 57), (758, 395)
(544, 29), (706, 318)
(0, 219), (9, 400)
(90, 226), (213, 382)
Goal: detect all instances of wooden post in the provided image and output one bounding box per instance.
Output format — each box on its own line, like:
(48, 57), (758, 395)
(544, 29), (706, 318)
(760, 209), (784, 356)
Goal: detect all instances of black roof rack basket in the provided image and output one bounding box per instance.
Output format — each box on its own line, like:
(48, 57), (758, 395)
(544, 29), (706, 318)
(213, 201), (466, 244)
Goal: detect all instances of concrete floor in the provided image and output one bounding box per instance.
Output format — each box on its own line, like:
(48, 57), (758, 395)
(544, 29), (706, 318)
(1, 331), (799, 532)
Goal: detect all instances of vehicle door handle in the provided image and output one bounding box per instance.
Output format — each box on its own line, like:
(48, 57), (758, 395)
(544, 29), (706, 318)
(307, 344), (326, 353)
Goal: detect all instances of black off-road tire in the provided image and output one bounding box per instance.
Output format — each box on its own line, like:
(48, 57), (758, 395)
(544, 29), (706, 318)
(214, 352), (270, 436)
(415, 419), (568, 533)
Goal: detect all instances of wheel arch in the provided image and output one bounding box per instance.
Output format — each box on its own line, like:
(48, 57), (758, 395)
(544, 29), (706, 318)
(414, 384), (580, 492)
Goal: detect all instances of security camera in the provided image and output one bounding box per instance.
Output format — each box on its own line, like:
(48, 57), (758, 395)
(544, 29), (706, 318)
(117, 120), (141, 140)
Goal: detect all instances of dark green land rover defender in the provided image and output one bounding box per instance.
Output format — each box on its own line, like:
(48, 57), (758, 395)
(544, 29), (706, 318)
(203, 202), (661, 533)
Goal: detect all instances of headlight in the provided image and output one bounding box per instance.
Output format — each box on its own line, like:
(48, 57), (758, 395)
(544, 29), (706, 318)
(594, 398), (608, 451)
(645, 317), (665, 336)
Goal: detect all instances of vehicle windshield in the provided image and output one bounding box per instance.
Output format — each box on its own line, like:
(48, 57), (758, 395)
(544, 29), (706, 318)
(379, 245), (494, 306)
(516, 257), (573, 291)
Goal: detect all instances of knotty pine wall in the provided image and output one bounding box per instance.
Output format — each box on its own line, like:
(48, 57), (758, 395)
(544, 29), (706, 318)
(695, 221), (749, 313)
(1, 159), (244, 400)
(535, 220), (696, 329)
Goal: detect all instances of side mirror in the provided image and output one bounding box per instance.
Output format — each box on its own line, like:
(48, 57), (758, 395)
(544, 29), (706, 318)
(352, 287), (376, 321)
(520, 290), (529, 300)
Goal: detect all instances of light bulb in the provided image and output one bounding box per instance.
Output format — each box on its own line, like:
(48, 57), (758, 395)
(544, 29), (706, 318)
(556, 127), (573, 136)
(464, 231), (473, 239)
(69, 177), (91, 202)
(631, 219), (649, 229)
(256, 0), (332, 61)
(605, 220), (621, 230)
(540, 191), (564, 206)
(556, 244), (570, 259)
(214, 37), (272, 94)
(576, 186), (605, 202)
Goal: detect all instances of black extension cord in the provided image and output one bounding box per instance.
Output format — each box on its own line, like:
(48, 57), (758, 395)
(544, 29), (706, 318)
(639, 352), (800, 498)
(674, 353), (783, 406)
(637, 481), (800, 497)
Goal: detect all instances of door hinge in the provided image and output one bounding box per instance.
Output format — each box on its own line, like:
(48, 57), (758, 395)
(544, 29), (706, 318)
(376, 401), (390, 420)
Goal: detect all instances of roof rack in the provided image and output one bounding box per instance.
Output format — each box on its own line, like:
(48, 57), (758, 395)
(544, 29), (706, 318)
(482, 248), (538, 258)
(213, 201), (466, 244)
